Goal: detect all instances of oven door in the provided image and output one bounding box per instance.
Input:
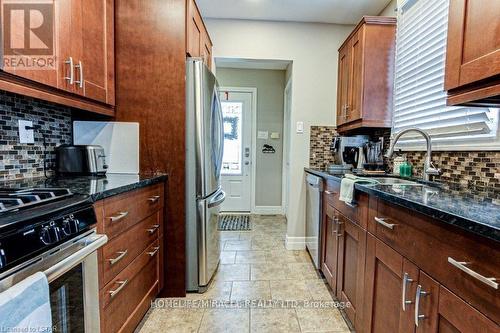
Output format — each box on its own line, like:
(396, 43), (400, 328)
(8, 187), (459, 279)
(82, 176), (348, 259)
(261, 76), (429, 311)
(0, 231), (107, 333)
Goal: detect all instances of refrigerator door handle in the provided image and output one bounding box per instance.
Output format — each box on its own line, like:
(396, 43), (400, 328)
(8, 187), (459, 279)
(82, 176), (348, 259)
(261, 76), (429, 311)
(208, 190), (226, 208)
(214, 88), (224, 177)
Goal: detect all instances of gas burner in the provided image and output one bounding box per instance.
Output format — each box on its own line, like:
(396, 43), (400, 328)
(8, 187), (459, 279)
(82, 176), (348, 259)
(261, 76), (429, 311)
(0, 188), (73, 213)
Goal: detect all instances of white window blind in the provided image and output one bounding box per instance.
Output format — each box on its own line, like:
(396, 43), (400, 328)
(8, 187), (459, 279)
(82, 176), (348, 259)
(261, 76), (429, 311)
(393, 0), (499, 149)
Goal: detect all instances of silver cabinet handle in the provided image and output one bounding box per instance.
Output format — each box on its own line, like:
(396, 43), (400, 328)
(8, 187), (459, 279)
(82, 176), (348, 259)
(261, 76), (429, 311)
(107, 250), (128, 265)
(109, 279), (128, 298)
(324, 190), (335, 195)
(146, 224), (160, 234)
(374, 217), (396, 230)
(148, 195), (161, 203)
(146, 246), (160, 257)
(402, 272), (414, 311)
(345, 202), (357, 208)
(448, 257), (498, 289)
(74, 60), (83, 88)
(108, 211), (129, 222)
(64, 57), (74, 84)
(331, 217), (338, 236)
(414, 285), (428, 326)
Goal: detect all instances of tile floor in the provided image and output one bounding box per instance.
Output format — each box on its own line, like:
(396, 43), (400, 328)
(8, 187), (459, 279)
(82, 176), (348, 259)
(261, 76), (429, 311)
(136, 215), (351, 333)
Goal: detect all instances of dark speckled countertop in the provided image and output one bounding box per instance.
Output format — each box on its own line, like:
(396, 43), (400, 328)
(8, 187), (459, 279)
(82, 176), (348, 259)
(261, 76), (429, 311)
(305, 168), (500, 243)
(0, 173), (167, 201)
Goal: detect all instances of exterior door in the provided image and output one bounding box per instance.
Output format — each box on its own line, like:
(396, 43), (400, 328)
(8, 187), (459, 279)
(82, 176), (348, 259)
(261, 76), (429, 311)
(219, 90), (253, 212)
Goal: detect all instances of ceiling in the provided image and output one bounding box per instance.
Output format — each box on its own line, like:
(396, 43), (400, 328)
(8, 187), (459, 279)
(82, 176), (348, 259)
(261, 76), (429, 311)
(216, 58), (291, 70)
(196, 0), (393, 25)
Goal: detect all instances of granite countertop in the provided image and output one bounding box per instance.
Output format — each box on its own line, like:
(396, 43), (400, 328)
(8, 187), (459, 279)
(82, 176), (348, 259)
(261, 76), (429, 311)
(0, 173), (168, 201)
(305, 168), (500, 243)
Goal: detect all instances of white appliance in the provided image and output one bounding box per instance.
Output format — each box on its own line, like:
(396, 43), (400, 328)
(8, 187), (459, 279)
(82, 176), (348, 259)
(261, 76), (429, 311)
(73, 121), (139, 174)
(185, 58), (225, 292)
(305, 173), (323, 269)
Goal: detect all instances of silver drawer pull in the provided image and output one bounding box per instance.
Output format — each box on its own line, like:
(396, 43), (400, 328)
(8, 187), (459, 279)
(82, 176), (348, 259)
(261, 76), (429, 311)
(107, 250), (128, 265)
(146, 224), (160, 234)
(374, 217), (396, 230)
(148, 195), (161, 203)
(109, 279), (128, 298)
(108, 211), (129, 222)
(147, 246), (160, 257)
(402, 272), (414, 311)
(415, 285), (429, 326)
(324, 190), (335, 195)
(345, 202), (357, 208)
(74, 60), (83, 88)
(448, 257), (498, 289)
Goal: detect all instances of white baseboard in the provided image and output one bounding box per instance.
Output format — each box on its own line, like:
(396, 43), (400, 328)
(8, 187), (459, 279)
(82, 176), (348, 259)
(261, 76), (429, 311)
(253, 206), (283, 215)
(285, 235), (306, 250)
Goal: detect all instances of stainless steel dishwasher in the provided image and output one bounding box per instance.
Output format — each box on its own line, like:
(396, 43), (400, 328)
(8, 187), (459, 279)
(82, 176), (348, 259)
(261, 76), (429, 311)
(305, 173), (323, 269)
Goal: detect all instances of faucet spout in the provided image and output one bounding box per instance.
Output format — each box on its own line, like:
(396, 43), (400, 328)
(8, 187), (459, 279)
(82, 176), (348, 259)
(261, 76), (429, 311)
(386, 127), (441, 181)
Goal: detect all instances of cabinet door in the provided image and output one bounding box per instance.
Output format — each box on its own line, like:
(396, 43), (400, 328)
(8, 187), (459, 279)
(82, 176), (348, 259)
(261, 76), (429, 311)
(186, 0), (203, 57)
(70, 0), (114, 104)
(337, 43), (350, 127)
(1, 0), (60, 87)
(363, 234), (418, 333)
(201, 32), (212, 69)
(432, 286), (499, 333)
(321, 202), (339, 292)
(347, 26), (364, 123)
(335, 214), (366, 328)
(444, 0), (500, 90)
(414, 271), (440, 332)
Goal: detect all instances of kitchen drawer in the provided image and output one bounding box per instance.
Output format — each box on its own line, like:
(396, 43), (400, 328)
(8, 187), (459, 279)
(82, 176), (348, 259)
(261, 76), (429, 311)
(371, 198), (500, 324)
(101, 212), (160, 286)
(324, 179), (340, 206)
(324, 179), (367, 228)
(102, 183), (164, 240)
(100, 240), (160, 333)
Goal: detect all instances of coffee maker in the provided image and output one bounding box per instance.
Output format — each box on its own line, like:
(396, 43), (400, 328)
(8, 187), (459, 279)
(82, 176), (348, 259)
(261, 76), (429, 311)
(329, 135), (369, 172)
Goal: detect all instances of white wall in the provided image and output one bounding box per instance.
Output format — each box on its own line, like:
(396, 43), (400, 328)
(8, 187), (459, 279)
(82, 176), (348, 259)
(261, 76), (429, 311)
(206, 19), (353, 248)
(217, 68), (286, 208)
(379, 0), (398, 16)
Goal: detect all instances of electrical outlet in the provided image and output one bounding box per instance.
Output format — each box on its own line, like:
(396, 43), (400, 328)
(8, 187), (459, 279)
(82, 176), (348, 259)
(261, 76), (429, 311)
(18, 120), (35, 144)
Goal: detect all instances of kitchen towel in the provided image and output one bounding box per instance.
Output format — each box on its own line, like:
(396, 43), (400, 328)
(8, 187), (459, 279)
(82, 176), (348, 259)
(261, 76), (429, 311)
(0, 272), (52, 332)
(339, 174), (379, 204)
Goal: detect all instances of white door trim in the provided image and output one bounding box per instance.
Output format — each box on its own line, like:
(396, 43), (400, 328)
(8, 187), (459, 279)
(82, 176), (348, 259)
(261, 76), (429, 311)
(220, 86), (257, 212)
(282, 78), (292, 217)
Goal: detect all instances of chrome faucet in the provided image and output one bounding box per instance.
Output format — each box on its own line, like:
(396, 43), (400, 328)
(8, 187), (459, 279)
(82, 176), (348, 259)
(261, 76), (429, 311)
(386, 128), (441, 181)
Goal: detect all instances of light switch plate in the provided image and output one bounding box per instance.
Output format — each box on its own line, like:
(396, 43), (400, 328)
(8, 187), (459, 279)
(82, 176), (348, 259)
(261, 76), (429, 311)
(296, 121), (304, 134)
(18, 120), (34, 144)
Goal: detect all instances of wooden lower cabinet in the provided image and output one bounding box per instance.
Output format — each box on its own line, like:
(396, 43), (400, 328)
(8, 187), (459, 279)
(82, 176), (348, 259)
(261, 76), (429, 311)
(96, 182), (165, 333)
(336, 213), (366, 328)
(322, 202), (339, 292)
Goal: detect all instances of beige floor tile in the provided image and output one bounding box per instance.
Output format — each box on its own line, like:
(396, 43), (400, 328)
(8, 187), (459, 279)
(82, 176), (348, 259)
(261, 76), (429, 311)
(235, 250), (267, 264)
(296, 308), (350, 332)
(239, 232), (254, 241)
(198, 308), (250, 333)
(186, 281), (232, 301)
(287, 262), (321, 280)
(250, 308), (301, 333)
(305, 280), (334, 301)
(224, 240), (252, 251)
(136, 308), (204, 333)
(231, 280), (271, 301)
(251, 263), (290, 280)
(216, 264), (250, 281)
(251, 238), (282, 250)
(270, 280), (312, 301)
(220, 231), (240, 240)
(220, 251), (236, 264)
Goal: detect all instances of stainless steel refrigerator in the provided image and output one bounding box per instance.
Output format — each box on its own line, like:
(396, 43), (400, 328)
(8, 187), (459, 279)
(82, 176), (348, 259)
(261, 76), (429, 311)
(186, 58), (225, 292)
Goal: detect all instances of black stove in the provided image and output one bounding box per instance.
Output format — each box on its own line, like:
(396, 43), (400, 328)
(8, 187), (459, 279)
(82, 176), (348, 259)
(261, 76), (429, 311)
(0, 187), (96, 275)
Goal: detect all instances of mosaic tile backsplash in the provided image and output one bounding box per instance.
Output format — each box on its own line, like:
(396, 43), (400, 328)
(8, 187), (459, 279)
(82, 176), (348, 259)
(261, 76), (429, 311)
(309, 126), (500, 189)
(0, 91), (73, 180)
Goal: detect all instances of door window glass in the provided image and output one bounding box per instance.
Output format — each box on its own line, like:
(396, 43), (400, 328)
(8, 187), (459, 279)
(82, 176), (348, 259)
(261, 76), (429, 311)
(221, 101), (243, 175)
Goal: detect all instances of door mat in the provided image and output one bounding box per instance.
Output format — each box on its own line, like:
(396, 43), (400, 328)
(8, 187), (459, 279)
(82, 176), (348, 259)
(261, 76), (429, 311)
(218, 214), (251, 231)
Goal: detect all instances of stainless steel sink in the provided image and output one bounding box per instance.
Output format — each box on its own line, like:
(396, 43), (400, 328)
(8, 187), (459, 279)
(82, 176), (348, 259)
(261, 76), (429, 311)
(369, 177), (423, 186)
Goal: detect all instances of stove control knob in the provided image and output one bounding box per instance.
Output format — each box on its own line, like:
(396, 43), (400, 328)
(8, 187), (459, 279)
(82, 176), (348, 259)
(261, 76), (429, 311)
(62, 217), (80, 235)
(0, 249), (6, 270)
(40, 226), (60, 245)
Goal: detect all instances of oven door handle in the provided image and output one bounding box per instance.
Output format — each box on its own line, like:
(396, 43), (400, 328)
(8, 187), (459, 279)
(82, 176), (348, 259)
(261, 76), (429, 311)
(44, 234), (108, 282)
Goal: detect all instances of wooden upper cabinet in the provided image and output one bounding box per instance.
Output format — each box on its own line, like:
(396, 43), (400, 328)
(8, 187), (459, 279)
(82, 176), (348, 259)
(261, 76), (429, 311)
(444, 0), (500, 106)
(335, 16), (396, 134)
(186, 0), (213, 69)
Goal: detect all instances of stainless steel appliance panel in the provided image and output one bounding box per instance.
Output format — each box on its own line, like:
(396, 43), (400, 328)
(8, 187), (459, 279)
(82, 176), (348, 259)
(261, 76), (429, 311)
(305, 174), (323, 269)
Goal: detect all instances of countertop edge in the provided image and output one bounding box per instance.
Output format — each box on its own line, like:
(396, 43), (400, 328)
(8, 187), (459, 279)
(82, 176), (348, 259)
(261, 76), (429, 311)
(90, 174), (168, 201)
(304, 168), (500, 243)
